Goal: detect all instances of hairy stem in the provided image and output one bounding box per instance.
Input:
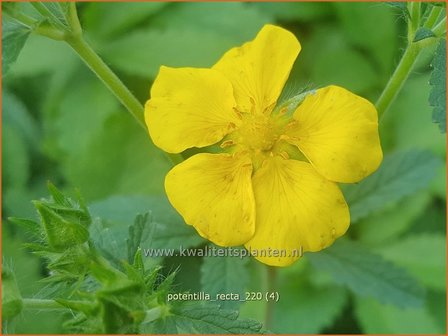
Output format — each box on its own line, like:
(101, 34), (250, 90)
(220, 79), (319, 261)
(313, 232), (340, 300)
(375, 43), (421, 120)
(62, 4), (183, 165)
(66, 36), (146, 128)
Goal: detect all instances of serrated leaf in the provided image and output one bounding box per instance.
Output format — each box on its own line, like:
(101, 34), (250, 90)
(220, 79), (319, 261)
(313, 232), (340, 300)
(343, 150), (442, 222)
(89, 195), (203, 251)
(377, 234), (446, 291)
(126, 213), (154, 264)
(273, 278), (347, 333)
(37, 2), (70, 29)
(429, 39), (446, 133)
(308, 239), (425, 308)
(2, 18), (30, 75)
(151, 304), (264, 334)
(201, 250), (249, 310)
(414, 27), (436, 42)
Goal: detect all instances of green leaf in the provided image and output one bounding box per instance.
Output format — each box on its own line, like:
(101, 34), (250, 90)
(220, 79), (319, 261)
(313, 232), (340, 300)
(377, 234), (446, 291)
(126, 213), (154, 264)
(151, 304), (264, 334)
(201, 250), (249, 310)
(273, 278), (347, 333)
(307, 239), (425, 307)
(429, 39), (446, 133)
(355, 297), (442, 334)
(413, 27), (436, 42)
(2, 264), (23, 320)
(83, 2), (167, 38)
(90, 195), (203, 251)
(343, 150), (442, 222)
(36, 2), (70, 29)
(2, 18), (31, 75)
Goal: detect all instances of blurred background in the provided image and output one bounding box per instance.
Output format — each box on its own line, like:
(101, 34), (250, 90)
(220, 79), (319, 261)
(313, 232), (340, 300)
(2, 2), (446, 334)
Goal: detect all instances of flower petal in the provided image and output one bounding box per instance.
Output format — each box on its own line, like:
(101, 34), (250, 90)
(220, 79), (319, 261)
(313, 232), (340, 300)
(165, 153), (255, 246)
(145, 66), (240, 153)
(213, 24), (301, 114)
(284, 85), (383, 183)
(245, 157), (349, 267)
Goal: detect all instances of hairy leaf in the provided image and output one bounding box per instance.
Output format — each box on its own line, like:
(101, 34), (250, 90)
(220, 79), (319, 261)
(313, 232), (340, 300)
(127, 213), (154, 264)
(308, 239), (425, 307)
(90, 195), (203, 251)
(151, 304), (264, 334)
(343, 150), (442, 222)
(201, 251), (249, 310)
(2, 18), (30, 75)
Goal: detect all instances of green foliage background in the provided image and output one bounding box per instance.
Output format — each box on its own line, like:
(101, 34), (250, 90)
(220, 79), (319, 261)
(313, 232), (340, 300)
(2, 1), (446, 334)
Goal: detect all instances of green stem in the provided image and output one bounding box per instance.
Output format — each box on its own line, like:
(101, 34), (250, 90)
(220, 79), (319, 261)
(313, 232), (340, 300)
(407, 2), (421, 43)
(61, 4), (183, 165)
(375, 43), (421, 120)
(22, 298), (66, 310)
(66, 36), (146, 128)
(264, 267), (277, 330)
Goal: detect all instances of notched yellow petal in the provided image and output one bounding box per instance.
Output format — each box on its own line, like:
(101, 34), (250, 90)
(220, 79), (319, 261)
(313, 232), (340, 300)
(245, 157), (350, 267)
(165, 153), (256, 246)
(145, 66), (240, 153)
(285, 85), (383, 183)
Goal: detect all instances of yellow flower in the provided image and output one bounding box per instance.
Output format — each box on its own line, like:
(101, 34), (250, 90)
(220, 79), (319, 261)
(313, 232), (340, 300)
(145, 25), (382, 266)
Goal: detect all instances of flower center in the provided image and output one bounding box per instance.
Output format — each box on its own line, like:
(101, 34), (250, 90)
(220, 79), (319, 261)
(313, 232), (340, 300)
(235, 113), (279, 152)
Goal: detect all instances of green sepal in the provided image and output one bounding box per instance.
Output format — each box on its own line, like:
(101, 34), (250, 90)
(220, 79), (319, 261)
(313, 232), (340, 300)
(34, 200), (89, 251)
